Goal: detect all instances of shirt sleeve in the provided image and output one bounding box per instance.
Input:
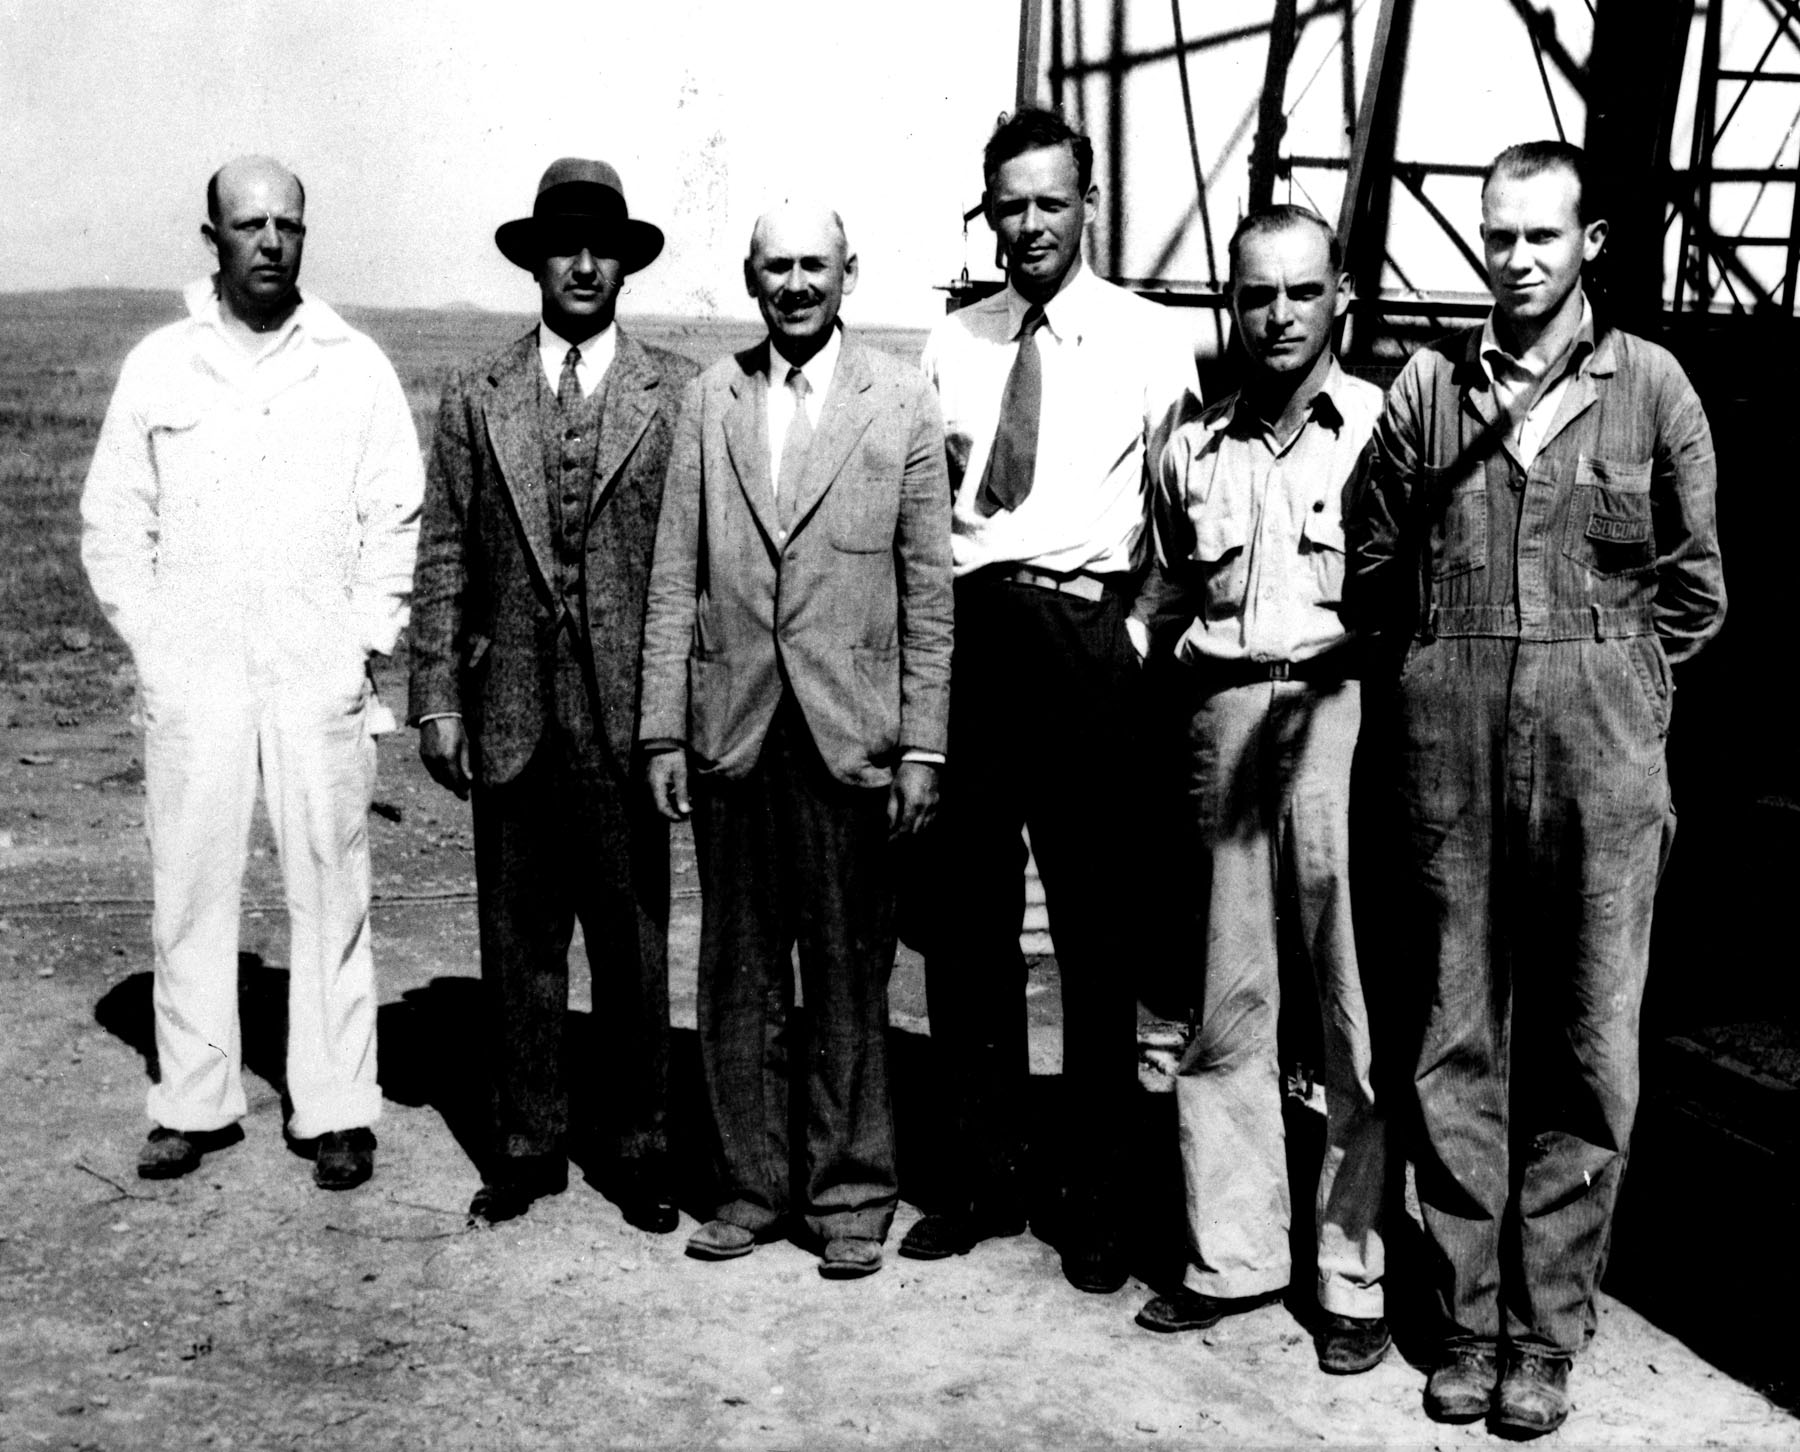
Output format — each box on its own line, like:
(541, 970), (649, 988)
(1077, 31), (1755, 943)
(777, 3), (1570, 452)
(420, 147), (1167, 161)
(79, 348), (162, 661)
(1143, 312), (1203, 473)
(1649, 364), (1726, 665)
(349, 346), (426, 657)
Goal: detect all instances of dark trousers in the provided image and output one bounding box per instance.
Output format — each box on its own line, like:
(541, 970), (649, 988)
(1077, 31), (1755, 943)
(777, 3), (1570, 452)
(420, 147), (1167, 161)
(470, 634), (670, 1171)
(692, 695), (899, 1242)
(922, 574), (1144, 1229)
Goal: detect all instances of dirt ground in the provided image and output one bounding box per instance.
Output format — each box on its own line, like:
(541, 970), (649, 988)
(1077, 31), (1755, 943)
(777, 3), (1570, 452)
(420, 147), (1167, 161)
(3, 649), (1796, 1452)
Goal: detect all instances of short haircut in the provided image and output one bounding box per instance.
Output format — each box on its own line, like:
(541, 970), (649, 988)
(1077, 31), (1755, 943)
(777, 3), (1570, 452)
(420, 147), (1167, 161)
(1482, 141), (1596, 223)
(983, 107), (1094, 196)
(1227, 204), (1342, 282)
(205, 166), (306, 225)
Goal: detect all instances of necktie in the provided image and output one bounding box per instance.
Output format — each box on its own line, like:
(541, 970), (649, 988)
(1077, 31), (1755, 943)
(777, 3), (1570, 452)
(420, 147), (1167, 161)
(976, 305), (1047, 515)
(557, 345), (583, 411)
(776, 367), (812, 529)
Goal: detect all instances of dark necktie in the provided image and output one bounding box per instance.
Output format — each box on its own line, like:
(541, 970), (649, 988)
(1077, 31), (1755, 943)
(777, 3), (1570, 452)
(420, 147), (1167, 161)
(777, 367), (812, 530)
(976, 305), (1047, 515)
(557, 345), (582, 411)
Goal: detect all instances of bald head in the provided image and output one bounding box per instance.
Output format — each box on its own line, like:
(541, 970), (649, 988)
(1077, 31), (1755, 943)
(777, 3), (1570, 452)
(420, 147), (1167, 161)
(747, 203), (848, 266)
(744, 202), (858, 365)
(206, 155), (305, 226)
(203, 155), (306, 333)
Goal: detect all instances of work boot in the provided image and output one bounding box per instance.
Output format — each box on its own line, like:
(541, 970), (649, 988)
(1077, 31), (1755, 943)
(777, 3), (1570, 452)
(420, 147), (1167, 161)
(313, 1128), (376, 1191)
(1424, 1342), (1500, 1423)
(1491, 1348), (1572, 1439)
(136, 1124), (243, 1180)
(1314, 1312), (1391, 1374)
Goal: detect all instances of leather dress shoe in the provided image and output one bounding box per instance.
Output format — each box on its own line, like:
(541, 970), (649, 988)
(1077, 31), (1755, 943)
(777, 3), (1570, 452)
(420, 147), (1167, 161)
(313, 1128), (376, 1191)
(898, 1209), (1027, 1261)
(468, 1155), (568, 1226)
(611, 1158), (679, 1234)
(137, 1124), (244, 1180)
(1060, 1232), (1129, 1295)
(1314, 1312), (1391, 1374)
(1423, 1342), (1500, 1423)
(1491, 1348), (1572, 1439)
(618, 1187), (679, 1235)
(685, 1218), (763, 1261)
(819, 1237), (884, 1280)
(1134, 1285), (1276, 1333)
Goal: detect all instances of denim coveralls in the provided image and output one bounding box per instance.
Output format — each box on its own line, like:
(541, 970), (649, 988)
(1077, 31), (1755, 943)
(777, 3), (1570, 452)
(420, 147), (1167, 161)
(1347, 317), (1725, 1359)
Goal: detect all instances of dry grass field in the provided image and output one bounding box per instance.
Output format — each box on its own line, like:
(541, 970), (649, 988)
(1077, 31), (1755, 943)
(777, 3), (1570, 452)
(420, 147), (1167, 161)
(1, 289), (1794, 1449)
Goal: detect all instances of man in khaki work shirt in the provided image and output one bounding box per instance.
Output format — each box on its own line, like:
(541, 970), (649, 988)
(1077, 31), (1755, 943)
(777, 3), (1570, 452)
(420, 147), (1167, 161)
(1131, 205), (1389, 1375)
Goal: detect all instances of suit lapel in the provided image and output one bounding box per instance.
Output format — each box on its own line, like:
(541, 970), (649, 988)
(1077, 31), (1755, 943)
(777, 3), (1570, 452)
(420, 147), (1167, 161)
(585, 329), (658, 523)
(722, 344), (781, 543)
(483, 334), (556, 596)
(787, 338), (875, 532)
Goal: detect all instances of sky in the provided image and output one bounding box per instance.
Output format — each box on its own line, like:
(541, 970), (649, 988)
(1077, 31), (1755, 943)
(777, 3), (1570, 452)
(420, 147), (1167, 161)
(0, 1), (1022, 327)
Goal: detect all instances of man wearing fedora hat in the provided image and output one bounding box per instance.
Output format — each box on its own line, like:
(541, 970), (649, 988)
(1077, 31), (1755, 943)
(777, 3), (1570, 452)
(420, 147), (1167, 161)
(410, 158), (699, 1229)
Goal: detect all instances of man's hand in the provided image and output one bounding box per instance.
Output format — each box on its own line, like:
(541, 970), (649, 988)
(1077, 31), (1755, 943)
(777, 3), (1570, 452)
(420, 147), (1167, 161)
(646, 750), (691, 822)
(419, 716), (472, 799)
(887, 759), (940, 838)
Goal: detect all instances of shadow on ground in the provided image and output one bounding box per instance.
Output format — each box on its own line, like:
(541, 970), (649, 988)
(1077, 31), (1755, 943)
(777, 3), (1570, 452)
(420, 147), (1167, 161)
(90, 953), (1793, 1417)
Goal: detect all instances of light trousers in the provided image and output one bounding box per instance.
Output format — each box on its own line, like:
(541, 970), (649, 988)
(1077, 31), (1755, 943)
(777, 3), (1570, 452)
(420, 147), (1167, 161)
(1174, 675), (1386, 1316)
(142, 677), (381, 1139)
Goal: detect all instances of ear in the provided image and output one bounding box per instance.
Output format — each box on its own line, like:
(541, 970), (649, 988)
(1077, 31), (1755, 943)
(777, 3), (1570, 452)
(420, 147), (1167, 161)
(1082, 182), (1100, 229)
(744, 256), (759, 300)
(1581, 217), (1609, 264)
(980, 189), (997, 234)
(1333, 273), (1352, 320)
(841, 252), (860, 297)
(201, 222), (219, 260)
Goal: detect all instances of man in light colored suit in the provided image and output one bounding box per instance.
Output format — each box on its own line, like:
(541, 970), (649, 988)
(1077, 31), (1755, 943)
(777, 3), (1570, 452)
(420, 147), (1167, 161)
(410, 159), (698, 1230)
(639, 202), (954, 1279)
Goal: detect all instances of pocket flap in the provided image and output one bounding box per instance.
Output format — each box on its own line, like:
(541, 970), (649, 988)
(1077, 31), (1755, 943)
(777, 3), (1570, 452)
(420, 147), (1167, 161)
(1301, 503), (1345, 553)
(1575, 454), (1652, 493)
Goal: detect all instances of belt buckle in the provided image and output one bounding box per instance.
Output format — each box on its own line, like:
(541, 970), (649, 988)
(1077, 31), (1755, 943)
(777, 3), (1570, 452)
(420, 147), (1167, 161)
(1267, 660), (1292, 682)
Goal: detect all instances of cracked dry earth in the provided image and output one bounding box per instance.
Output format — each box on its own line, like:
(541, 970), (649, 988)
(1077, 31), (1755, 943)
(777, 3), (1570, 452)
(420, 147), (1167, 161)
(2, 652), (1797, 1450)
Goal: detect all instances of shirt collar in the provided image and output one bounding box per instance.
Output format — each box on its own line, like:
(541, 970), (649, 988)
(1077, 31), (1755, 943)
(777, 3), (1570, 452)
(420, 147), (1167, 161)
(1216, 356), (1351, 436)
(539, 316), (617, 379)
(767, 322), (842, 398)
(1004, 257), (1094, 341)
(183, 274), (349, 356)
(1480, 291), (1594, 385)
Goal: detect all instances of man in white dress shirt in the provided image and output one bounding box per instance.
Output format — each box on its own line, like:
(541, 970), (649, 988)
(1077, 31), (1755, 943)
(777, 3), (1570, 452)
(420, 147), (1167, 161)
(903, 108), (1199, 1294)
(81, 156), (423, 1190)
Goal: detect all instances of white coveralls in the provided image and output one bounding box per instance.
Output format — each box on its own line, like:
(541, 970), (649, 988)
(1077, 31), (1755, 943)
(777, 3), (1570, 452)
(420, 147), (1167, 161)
(81, 278), (423, 1138)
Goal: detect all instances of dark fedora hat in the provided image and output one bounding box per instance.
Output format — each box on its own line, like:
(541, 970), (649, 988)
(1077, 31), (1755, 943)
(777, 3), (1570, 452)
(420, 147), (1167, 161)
(494, 157), (665, 273)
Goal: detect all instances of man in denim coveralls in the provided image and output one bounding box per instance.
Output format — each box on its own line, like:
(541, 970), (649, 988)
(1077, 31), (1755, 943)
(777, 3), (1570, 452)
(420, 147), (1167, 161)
(1347, 141), (1725, 1438)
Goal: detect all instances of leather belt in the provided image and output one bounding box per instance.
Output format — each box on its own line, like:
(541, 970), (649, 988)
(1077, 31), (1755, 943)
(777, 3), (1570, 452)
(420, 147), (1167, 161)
(1004, 566), (1107, 602)
(1191, 650), (1359, 687)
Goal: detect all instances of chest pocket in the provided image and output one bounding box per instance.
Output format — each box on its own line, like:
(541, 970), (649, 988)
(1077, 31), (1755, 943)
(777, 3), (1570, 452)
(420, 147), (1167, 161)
(1562, 453), (1654, 577)
(1422, 463), (1487, 581)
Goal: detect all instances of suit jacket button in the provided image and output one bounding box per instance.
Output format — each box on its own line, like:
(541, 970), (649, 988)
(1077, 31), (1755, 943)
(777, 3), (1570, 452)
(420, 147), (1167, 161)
(565, 429), (580, 441)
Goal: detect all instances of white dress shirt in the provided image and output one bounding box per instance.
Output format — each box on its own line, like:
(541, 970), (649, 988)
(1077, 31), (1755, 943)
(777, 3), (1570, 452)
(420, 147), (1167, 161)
(921, 262), (1199, 579)
(764, 324), (841, 495)
(538, 318), (617, 399)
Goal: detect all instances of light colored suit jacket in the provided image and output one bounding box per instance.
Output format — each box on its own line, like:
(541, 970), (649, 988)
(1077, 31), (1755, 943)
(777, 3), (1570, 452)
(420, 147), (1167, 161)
(638, 334), (953, 788)
(408, 327), (698, 784)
